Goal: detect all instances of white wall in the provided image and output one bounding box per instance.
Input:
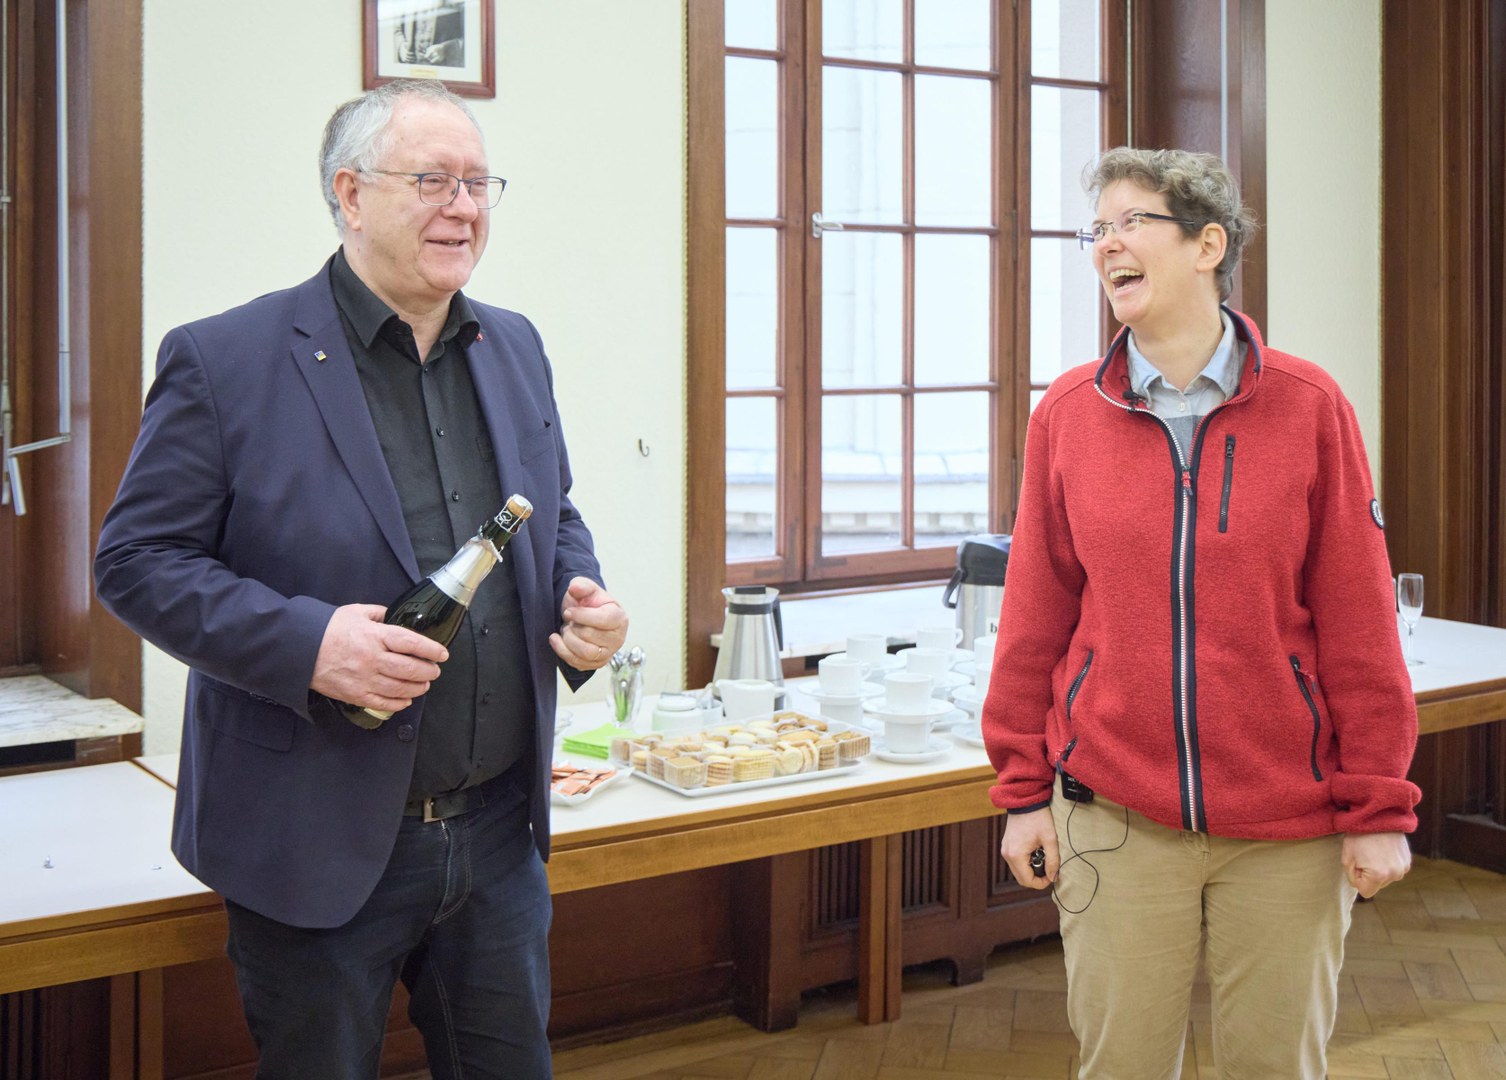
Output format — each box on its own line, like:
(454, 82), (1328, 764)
(140, 1), (687, 751)
(1264, 0), (1382, 480)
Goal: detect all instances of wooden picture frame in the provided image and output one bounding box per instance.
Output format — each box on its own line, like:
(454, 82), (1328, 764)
(363, 0), (496, 99)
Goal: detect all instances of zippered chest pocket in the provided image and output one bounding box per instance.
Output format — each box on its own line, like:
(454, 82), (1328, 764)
(1219, 434), (1236, 533)
(1289, 656), (1324, 781)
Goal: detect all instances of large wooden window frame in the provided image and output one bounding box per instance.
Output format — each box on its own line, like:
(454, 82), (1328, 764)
(700, 0), (1127, 590)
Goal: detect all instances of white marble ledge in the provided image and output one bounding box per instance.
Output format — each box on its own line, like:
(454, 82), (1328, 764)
(0, 676), (144, 749)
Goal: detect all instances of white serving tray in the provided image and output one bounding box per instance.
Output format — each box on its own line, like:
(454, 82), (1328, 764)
(611, 714), (871, 798)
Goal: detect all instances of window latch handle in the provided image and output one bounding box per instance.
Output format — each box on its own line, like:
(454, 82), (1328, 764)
(811, 212), (846, 239)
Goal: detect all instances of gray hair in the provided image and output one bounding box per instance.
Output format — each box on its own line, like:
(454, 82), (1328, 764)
(1083, 147), (1257, 301)
(319, 79), (483, 233)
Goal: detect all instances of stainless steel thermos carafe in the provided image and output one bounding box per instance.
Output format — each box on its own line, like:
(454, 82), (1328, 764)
(711, 585), (785, 694)
(942, 534), (1011, 647)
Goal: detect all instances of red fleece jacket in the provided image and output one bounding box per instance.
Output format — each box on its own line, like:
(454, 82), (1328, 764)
(983, 310), (1420, 839)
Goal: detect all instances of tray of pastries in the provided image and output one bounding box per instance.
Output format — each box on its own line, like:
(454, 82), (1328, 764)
(609, 711), (871, 797)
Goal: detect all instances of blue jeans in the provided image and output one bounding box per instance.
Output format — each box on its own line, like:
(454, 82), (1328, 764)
(224, 782), (552, 1080)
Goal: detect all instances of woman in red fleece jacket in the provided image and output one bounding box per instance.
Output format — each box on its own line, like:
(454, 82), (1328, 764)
(983, 147), (1418, 1078)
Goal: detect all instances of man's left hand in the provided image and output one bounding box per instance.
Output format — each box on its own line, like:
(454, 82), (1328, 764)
(1341, 831), (1412, 898)
(549, 577), (628, 671)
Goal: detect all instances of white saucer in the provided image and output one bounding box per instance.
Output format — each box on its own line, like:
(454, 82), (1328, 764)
(950, 684), (988, 714)
(799, 681), (885, 705)
(826, 651), (902, 674)
(930, 671), (972, 695)
(863, 696), (956, 719)
(863, 705), (967, 732)
(951, 723), (986, 747)
(899, 645), (973, 666)
(874, 736), (952, 763)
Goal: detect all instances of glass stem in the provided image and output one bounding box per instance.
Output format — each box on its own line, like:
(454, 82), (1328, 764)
(1405, 622), (1415, 665)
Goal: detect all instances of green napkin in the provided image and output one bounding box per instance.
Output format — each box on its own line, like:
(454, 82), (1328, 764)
(561, 722), (630, 760)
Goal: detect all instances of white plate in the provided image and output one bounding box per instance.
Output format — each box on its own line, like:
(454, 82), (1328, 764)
(798, 681), (885, 705)
(873, 737), (953, 764)
(550, 759), (632, 807)
(862, 695), (956, 719)
(950, 685), (988, 714)
(951, 724), (986, 748)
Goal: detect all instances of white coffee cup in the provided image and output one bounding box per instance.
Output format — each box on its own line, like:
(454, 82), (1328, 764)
(717, 678), (777, 720)
(916, 625), (963, 651)
(883, 714), (933, 753)
(818, 655), (864, 696)
(973, 634), (997, 688)
(846, 633), (890, 667)
(883, 671), (933, 713)
(902, 646), (952, 679)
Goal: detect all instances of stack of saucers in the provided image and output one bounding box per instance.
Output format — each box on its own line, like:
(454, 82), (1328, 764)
(951, 634), (997, 719)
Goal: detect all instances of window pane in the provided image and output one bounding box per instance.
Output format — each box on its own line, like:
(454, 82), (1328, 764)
(822, 231), (902, 387)
(1031, 0), (1100, 82)
(915, 74), (992, 226)
(727, 396), (779, 560)
(726, 57), (779, 220)
(822, 394), (902, 555)
(725, 0), (777, 51)
(915, 391), (990, 547)
(915, 0), (992, 71)
(1030, 236), (1103, 382)
(1030, 85), (1100, 231)
(915, 234), (990, 385)
(823, 0), (902, 63)
(822, 66), (903, 223)
(727, 228), (779, 389)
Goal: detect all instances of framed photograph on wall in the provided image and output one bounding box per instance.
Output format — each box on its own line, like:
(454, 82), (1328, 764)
(363, 0), (495, 98)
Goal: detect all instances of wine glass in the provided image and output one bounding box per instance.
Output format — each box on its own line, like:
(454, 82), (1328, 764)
(1397, 573), (1424, 666)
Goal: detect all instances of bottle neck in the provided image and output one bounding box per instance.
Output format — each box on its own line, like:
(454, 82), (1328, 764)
(430, 535), (500, 607)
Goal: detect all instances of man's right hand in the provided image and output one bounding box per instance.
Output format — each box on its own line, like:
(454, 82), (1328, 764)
(1000, 806), (1059, 890)
(309, 604), (449, 716)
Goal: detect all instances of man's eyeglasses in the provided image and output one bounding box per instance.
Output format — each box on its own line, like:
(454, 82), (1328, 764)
(1076, 210), (1197, 250)
(365, 170), (507, 209)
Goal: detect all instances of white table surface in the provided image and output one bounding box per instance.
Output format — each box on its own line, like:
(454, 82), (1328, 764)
(0, 761), (208, 927)
(1396, 616), (1506, 694)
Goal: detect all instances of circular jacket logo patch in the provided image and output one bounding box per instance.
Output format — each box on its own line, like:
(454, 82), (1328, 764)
(1370, 498), (1385, 529)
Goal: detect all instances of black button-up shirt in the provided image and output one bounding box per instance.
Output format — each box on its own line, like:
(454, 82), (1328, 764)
(330, 249), (534, 799)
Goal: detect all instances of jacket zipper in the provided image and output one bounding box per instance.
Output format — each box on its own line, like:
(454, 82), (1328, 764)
(1066, 651), (1094, 719)
(1095, 382), (1223, 832)
(1219, 435), (1235, 533)
(1289, 656), (1324, 781)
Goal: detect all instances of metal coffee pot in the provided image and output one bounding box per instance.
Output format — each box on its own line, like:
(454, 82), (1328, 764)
(711, 585), (786, 700)
(942, 534), (1011, 648)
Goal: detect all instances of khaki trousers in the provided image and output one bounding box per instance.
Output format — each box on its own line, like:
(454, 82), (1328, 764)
(1049, 778), (1356, 1079)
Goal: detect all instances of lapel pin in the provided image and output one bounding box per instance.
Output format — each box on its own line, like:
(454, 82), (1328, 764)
(314, 350), (327, 363)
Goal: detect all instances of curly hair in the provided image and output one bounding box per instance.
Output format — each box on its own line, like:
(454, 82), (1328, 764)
(1083, 147), (1257, 301)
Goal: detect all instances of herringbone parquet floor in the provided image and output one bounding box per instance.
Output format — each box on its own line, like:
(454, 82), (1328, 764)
(542, 857), (1506, 1080)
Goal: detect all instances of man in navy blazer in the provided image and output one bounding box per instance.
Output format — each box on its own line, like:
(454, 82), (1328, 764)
(95, 79), (625, 1079)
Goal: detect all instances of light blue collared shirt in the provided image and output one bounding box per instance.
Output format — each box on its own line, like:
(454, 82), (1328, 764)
(1126, 312), (1246, 458)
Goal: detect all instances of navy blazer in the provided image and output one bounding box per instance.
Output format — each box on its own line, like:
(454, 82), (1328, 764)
(95, 260), (602, 928)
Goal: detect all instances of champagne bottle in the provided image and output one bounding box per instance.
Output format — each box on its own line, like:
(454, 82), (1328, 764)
(342, 493), (534, 729)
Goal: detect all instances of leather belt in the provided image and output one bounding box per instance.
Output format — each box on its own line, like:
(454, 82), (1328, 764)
(404, 769), (515, 824)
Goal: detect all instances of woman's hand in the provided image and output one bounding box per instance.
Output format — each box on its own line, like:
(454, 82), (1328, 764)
(1341, 832), (1411, 898)
(1001, 806), (1060, 890)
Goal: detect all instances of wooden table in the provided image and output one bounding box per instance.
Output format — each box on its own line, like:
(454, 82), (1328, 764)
(2, 616), (1503, 1077)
